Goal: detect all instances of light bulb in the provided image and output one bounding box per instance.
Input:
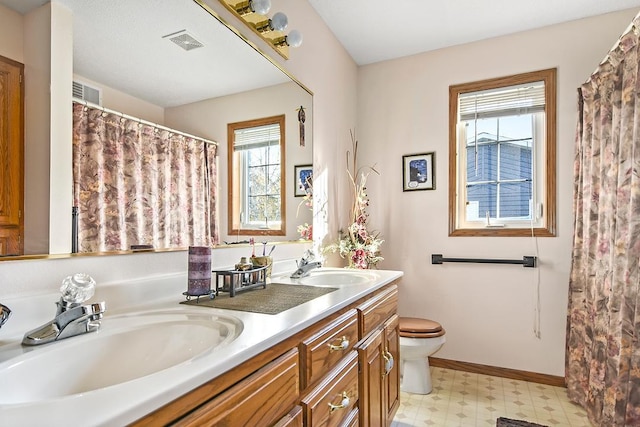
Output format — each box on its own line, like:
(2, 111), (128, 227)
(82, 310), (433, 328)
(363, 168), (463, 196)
(270, 12), (288, 31)
(286, 29), (303, 47)
(250, 0), (270, 15)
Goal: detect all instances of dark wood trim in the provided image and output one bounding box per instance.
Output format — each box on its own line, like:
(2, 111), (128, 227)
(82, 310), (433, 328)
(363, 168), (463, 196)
(429, 357), (566, 388)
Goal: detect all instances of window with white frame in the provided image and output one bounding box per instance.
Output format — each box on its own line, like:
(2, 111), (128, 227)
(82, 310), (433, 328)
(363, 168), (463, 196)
(449, 69), (556, 236)
(228, 115), (285, 236)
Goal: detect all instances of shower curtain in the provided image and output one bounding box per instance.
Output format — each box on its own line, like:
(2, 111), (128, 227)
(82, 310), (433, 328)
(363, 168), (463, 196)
(72, 103), (219, 253)
(566, 13), (640, 427)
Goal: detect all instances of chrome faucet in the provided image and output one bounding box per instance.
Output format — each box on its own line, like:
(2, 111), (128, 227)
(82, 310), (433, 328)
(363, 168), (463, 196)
(22, 274), (106, 346)
(0, 303), (11, 329)
(290, 250), (322, 279)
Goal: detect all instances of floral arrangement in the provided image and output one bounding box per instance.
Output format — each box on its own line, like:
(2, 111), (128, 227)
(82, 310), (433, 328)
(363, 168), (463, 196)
(325, 131), (384, 269)
(296, 179), (313, 240)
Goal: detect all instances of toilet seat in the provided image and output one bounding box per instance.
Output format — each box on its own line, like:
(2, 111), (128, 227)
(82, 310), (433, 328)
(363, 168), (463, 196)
(399, 317), (445, 339)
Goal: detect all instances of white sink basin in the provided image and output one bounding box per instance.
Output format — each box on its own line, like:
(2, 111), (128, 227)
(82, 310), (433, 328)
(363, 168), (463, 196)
(299, 269), (379, 286)
(0, 309), (242, 404)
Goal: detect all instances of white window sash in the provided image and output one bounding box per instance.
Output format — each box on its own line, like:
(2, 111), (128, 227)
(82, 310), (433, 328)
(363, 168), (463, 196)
(457, 113), (545, 230)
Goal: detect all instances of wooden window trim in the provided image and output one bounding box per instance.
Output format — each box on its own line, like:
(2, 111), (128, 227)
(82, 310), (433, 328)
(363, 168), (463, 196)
(448, 68), (557, 237)
(227, 115), (286, 236)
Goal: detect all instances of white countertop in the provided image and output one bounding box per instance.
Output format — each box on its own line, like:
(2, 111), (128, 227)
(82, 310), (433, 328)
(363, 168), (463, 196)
(0, 267), (402, 426)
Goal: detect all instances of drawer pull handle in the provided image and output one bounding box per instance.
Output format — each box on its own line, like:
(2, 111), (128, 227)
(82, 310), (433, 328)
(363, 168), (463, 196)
(328, 336), (349, 352)
(328, 391), (350, 412)
(383, 350), (394, 376)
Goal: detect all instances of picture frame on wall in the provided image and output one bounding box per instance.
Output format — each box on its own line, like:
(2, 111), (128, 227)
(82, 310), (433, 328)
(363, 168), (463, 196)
(402, 152), (435, 191)
(294, 164), (313, 197)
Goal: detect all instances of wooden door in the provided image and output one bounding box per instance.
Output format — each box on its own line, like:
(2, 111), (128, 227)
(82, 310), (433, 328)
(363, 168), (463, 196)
(0, 55), (23, 256)
(383, 315), (400, 424)
(357, 328), (384, 427)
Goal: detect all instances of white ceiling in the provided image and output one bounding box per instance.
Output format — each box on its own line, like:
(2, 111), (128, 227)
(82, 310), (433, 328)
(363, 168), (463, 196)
(0, 0), (290, 107)
(307, 0), (640, 65)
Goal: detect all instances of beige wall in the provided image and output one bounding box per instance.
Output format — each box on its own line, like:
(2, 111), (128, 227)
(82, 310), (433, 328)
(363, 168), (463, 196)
(355, 8), (638, 376)
(49, 2), (73, 254)
(23, 4), (52, 254)
(0, 4), (23, 62)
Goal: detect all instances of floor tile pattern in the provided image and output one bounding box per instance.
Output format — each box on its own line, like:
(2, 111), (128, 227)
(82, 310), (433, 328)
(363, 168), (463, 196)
(392, 367), (592, 427)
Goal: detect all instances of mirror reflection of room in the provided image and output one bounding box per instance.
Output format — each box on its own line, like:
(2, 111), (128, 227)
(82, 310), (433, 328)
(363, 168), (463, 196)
(0, 0), (312, 256)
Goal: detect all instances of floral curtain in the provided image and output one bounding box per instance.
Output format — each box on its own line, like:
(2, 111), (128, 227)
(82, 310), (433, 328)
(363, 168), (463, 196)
(72, 103), (218, 252)
(567, 14), (640, 427)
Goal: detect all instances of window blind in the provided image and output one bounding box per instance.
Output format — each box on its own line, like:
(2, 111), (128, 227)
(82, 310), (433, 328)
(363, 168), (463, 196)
(459, 81), (545, 121)
(233, 123), (280, 151)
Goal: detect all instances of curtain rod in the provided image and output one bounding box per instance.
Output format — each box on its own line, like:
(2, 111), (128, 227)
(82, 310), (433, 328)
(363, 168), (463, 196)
(73, 98), (218, 146)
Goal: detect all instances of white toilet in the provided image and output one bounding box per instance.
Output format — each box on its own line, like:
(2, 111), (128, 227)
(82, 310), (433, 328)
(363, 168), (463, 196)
(399, 317), (446, 394)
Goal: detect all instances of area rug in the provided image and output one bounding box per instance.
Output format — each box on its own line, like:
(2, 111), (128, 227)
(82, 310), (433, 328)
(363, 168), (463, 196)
(180, 283), (337, 315)
(496, 417), (548, 427)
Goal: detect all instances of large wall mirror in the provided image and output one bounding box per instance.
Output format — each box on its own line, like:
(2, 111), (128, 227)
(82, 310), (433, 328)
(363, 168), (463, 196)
(0, 0), (313, 258)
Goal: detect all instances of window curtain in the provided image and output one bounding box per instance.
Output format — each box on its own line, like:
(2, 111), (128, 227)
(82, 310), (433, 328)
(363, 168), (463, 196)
(72, 103), (218, 252)
(567, 13), (640, 427)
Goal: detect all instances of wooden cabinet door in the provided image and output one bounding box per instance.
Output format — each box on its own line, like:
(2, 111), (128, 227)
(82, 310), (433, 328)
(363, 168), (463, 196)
(357, 316), (400, 427)
(0, 55), (23, 256)
(356, 328), (384, 427)
(383, 315), (400, 424)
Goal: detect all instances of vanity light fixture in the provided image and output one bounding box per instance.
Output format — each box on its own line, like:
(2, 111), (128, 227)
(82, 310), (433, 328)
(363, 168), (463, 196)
(234, 0), (271, 16)
(219, 0), (303, 59)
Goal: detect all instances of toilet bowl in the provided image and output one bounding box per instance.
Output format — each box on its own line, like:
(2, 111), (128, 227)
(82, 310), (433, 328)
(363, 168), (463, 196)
(399, 317), (446, 394)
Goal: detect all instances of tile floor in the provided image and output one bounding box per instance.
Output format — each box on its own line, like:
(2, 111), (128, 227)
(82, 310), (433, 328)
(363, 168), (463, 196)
(392, 367), (592, 427)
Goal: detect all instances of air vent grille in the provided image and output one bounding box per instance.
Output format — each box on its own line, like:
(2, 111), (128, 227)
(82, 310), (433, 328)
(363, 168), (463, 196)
(72, 81), (102, 105)
(164, 30), (204, 51)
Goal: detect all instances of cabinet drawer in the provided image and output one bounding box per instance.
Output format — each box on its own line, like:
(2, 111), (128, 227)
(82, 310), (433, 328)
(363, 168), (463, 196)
(274, 406), (303, 427)
(301, 351), (359, 427)
(300, 309), (358, 389)
(174, 349), (299, 426)
(357, 285), (398, 339)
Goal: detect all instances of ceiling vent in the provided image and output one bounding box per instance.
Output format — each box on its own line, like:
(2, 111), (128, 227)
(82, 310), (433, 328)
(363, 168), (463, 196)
(72, 81), (102, 106)
(164, 30), (204, 51)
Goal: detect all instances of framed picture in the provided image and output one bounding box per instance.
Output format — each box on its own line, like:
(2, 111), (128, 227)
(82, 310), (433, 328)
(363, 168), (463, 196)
(294, 164), (313, 197)
(402, 152), (435, 191)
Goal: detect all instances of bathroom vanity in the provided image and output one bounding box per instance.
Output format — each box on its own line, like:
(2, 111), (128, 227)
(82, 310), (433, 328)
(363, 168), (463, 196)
(0, 265), (402, 426)
(134, 269), (401, 426)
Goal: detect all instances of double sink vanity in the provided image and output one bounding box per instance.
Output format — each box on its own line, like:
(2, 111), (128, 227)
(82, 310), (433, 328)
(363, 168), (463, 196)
(0, 262), (402, 426)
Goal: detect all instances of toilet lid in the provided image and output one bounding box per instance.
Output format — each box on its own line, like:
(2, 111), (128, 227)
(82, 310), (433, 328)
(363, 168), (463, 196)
(399, 317), (443, 334)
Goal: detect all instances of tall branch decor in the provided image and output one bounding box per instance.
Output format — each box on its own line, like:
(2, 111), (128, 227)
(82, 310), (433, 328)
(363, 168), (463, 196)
(326, 131), (384, 269)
